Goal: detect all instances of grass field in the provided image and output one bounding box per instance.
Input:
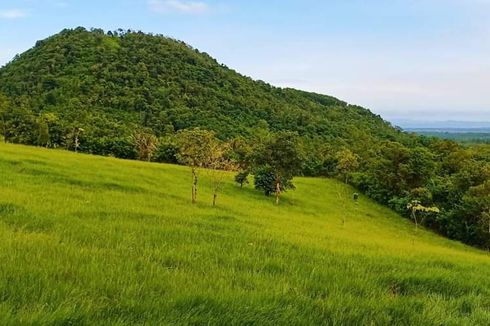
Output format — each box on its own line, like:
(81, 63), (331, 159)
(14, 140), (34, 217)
(1, 142), (490, 325)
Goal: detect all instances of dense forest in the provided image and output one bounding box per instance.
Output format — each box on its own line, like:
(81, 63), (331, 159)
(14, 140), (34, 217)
(0, 27), (488, 248)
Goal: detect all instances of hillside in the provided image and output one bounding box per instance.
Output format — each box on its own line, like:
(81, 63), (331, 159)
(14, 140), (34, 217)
(0, 27), (408, 148)
(1, 142), (490, 324)
(0, 27), (488, 250)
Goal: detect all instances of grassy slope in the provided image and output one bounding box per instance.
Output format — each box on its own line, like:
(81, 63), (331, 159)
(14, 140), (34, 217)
(1, 142), (490, 325)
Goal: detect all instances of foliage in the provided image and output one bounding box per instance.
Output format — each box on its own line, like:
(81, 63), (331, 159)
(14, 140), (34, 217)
(335, 148), (359, 182)
(407, 200), (440, 230)
(176, 128), (218, 203)
(175, 128), (217, 169)
(251, 131), (303, 204)
(132, 130), (158, 161)
(254, 166), (295, 196)
(234, 171), (249, 188)
(207, 141), (237, 206)
(0, 27), (409, 156)
(153, 136), (178, 163)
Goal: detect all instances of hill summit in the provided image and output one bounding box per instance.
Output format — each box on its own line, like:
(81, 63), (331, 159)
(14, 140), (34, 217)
(0, 27), (406, 146)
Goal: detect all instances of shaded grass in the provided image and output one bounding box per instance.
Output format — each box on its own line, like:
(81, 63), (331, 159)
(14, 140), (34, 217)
(0, 142), (490, 325)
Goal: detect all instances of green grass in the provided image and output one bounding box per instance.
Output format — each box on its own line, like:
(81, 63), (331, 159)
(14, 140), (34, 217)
(1, 142), (490, 325)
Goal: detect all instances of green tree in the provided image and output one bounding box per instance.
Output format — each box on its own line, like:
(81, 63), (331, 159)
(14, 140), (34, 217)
(229, 136), (252, 189)
(207, 141), (236, 206)
(407, 200), (440, 230)
(176, 128), (217, 204)
(252, 131), (303, 204)
(65, 126), (84, 152)
(234, 171), (249, 188)
(254, 166), (295, 196)
(132, 130), (158, 161)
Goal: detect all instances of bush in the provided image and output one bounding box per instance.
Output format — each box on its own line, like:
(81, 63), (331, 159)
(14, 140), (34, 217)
(153, 137), (179, 163)
(234, 171), (249, 187)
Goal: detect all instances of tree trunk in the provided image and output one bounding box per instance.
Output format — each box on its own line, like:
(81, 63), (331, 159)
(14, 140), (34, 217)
(192, 168), (197, 204)
(275, 178), (281, 205)
(412, 210), (418, 230)
(213, 191), (217, 206)
(74, 134), (79, 153)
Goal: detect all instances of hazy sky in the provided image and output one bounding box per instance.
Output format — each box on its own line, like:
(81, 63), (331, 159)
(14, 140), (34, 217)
(1, 0), (489, 122)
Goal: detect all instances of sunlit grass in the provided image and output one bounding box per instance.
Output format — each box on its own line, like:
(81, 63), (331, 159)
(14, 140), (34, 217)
(1, 142), (490, 325)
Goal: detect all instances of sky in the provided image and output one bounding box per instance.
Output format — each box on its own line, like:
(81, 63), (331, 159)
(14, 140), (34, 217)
(1, 0), (489, 123)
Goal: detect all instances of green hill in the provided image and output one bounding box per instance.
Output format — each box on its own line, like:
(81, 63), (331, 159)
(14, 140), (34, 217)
(1, 142), (490, 325)
(0, 27), (408, 147)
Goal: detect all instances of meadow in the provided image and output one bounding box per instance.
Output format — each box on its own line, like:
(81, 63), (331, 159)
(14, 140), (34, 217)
(1, 142), (490, 325)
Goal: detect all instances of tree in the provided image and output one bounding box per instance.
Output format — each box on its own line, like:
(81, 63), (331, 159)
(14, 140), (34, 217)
(132, 130), (158, 161)
(235, 171), (249, 188)
(176, 128), (217, 204)
(254, 166), (295, 196)
(336, 148), (360, 183)
(229, 136), (252, 188)
(66, 126), (84, 152)
(207, 141), (236, 206)
(252, 131), (303, 204)
(407, 200), (440, 230)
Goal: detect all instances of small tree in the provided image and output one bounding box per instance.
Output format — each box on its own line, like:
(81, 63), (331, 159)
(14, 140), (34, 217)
(132, 130), (158, 161)
(235, 171), (249, 188)
(229, 136), (252, 190)
(176, 128), (217, 204)
(252, 131), (303, 204)
(66, 126), (84, 152)
(407, 200), (440, 230)
(208, 141), (236, 206)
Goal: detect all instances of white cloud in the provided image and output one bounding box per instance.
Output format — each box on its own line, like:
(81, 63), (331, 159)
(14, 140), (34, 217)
(0, 9), (28, 19)
(148, 0), (208, 14)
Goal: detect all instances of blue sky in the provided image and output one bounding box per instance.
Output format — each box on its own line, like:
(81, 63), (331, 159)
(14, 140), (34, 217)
(1, 0), (489, 122)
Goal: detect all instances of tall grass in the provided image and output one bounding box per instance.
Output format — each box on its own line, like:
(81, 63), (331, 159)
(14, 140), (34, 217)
(0, 142), (489, 325)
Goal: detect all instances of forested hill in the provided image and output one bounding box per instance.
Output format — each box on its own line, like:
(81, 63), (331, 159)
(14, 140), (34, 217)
(0, 27), (407, 146)
(0, 27), (488, 249)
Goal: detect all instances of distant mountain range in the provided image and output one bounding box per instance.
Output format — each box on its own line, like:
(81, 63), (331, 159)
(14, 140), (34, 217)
(393, 119), (490, 131)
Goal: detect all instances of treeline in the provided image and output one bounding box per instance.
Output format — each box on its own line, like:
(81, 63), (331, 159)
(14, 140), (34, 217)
(1, 93), (488, 248)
